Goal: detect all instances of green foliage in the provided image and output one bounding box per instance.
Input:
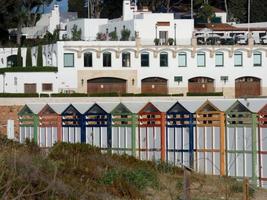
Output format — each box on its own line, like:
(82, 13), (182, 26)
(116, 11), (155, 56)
(0, 93), (39, 97)
(37, 45), (43, 67)
(120, 29), (131, 41)
(51, 93), (88, 97)
(16, 47), (22, 67)
(71, 25), (82, 41)
(0, 66), (57, 74)
(154, 38), (160, 45)
(100, 168), (158, 190)
(109, 31), (118, 41)
(168, 38), (174, 45)
(25, 47), (32, 67)
(197, 2), (215, 23)
(187, 92), (223, 96)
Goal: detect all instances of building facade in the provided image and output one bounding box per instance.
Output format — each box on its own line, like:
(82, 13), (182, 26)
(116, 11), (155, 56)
(1, 0), (267, 98)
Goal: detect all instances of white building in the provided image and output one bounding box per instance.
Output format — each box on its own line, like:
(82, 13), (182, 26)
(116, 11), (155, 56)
(1, 0), (267, 98)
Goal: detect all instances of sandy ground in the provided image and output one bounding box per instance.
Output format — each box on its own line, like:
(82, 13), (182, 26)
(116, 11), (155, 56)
(254, 189), (267, 200)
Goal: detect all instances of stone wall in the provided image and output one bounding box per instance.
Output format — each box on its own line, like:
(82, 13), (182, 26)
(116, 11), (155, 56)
(0, 105), (22, 138)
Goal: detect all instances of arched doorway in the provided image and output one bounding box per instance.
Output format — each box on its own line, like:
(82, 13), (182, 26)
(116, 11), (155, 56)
(141, 77), (168, 94)
(7, 55), (22, 67)
(87, 77), (127, 94)
(188, 77), (215, 93)
(235, 77), (261, 98)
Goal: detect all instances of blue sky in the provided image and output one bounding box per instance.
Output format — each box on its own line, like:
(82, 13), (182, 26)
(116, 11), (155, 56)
(44, 0), (68, 13)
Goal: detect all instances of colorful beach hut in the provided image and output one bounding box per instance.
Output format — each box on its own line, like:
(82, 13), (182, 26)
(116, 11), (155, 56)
(195, 100), (233, 176)
(225, 100), (260, 185)
(38, 104), (67, 147)
(137, 102), (172, 161)
(258, 101), (267, 188)
(111, 103), (137, 156)
(19, 104), (44, 144)
(166, 100), (203, 168)
(110, 102), (145, 156)
(84, 103), (113, 151)
(61, 104), (84, 143)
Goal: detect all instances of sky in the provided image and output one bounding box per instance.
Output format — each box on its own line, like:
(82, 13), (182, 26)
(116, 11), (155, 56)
(44, 0), (68, 13)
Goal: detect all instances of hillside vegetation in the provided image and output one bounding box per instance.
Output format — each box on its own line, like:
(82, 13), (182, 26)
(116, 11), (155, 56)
(0, 135), (255, 200)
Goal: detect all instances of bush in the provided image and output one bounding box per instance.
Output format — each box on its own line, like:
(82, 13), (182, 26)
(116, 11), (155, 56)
(121, 29), (131, 41)
(187, 92), (223, 96)
(16, 47), (22, 67)
(109, 31), (118, 41)
(37, 45), (43, 67)
(26, 47), (32, 67)
(100, 168), (158, 190)
(0, 66), (58, 74)
(0, 93), (39, 97)
(51, 93), (88, 97)
(71, 25), (82, 41)
(40, 93), (49, 97)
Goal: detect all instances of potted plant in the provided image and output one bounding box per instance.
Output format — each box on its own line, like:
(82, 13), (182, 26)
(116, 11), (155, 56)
(168, 38), (174, 45)
(154, 38), (160, 45)
(120, 29), (131, 41)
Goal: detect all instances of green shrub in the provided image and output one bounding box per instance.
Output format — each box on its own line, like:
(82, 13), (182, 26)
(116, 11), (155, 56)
(37, 45), (43, 67)
(109, 31), (118, 41)
(40, 93), (49, 97)
(121, 29), (131, 41)
(100, 168), (158, 190)
(187, 92), (223, 96)
(0, 66), (57, 74)
(51, 93), (88, 97)
(26, 47), (32, 67)
(16, 47), (22, 67)
(0, 93), (39, 97)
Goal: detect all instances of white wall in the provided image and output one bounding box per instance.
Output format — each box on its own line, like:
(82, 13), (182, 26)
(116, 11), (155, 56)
(67, 19), (108, 41)
(0, 72), (59, 93)
(215, 12), (227, 23)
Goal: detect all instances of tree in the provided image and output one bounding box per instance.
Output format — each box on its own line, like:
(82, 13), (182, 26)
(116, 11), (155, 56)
(197, 2), (215, 23)
(16, 47), (22, 67)
(26, 47), (32, 67)
(228, 0), (247, 23)
(71, 25), (82, 41)
(69, 0), (104, 18)
(37, 45), (43, 67)
(121, 29), (131, 41)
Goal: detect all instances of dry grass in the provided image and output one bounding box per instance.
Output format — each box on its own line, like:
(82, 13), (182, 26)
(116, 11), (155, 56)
(0, 135), (257, 200)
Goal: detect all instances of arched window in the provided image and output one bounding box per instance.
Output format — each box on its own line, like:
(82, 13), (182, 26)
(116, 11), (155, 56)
(122, 52), (131, 67)
(197, 51), (206, 67)
(160, 52), (168, 67)
(103, 52), (111, 67)
(234, 51), (243, 67)
(141, 52), (149, 67)
(84, 52), (93, 67)
(253, 51), (262, 67)
(178, 52), (187, 67)
(215, 51), (224, 67)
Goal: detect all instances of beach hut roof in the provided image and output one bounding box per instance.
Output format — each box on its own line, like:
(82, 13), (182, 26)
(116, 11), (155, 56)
(178, 100), (205, 113)
(151, 101), (177, 112)
(210, 99), (236, 112)
(239, 99), (267, 113)
(122, 102), (147, 113)
(97, 102), (119, 113)
(139, 102), (161, 113)
(167, 101), (190, 113)
(48, 103), (69, 114)
(226, 100), (251, 113)
(62, 104), (81, 115)
(111, 103), (132, 114)
(73, 103), (94, 114)
(19, 104), (45, 115)
(84, 103), (108, 114)
(196, 100), (221, 112)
